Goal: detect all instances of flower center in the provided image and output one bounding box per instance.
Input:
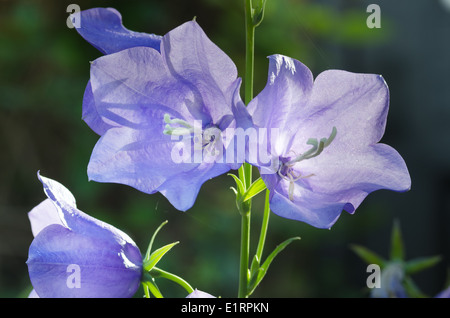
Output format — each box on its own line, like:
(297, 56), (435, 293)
(278, 126), (337, 201)
(194, 126), (222, 157)
(163, 114), (222, 158)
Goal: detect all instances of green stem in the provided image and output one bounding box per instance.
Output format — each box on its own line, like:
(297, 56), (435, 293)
(256, 189), (270, 261)
(149, 267), (194, 294)
(237, 0), (257, 298)
(238, 206), (251, 298)
(244, 0), (255, 106)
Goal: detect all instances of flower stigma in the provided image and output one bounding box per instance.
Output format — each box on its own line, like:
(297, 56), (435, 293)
(163, 113), (195, 136)
(278, 126), (337, 201)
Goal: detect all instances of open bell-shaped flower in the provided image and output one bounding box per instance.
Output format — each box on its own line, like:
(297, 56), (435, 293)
(26, 172), (142, 298)
(247, 54), (411, 229)
(83, 16), (249, 211)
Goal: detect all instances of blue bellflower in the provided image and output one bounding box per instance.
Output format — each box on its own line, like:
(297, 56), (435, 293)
(26, 173), (142, 298)
(247, 55), (411, 229)
(81, 12), (248, 211)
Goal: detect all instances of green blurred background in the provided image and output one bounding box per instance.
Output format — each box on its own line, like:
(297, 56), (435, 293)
(0, 0), (449, 298)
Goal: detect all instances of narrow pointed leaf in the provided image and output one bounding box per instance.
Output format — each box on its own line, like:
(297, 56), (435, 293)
(144, 220), (168, 262)
(390, 220), (405, 261)
(403, 276), (428, 298)
(242, 178), (267, 202)
(405, 255), (442, 275)
(228, 173), (245, 197)
(247, 237), (300, 297)
(143, 241), (179, 272)
(247, 268), (264, 296)
(350, 244), (386, 266)
(143, 279), (163, 298)
(260, 237), (300, 272)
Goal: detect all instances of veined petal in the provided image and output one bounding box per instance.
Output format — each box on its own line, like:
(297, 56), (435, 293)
(268, 185), (347, 229)
(37, 172), (139, 247)
(267, 143), (410, 229)
(161, 21), (239, 124)
(299, 143), (411, 211)
(291, 70), (390, 153)
(82, 80), (115, 135)
(157, 161), (231, 211)
(90, 46), (207, 128)
(27, 224), (141, 298)
(247, 54), (314, 156)
(87, 126), (197, 197)
(75, 7), (161, 55)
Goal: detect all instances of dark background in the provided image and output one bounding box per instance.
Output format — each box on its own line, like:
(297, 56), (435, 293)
(0, 0), (449, 297)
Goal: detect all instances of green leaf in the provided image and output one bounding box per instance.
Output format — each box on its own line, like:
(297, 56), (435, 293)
(247, 237), (300, 296)
(143, 242), (179, 272)
(350, 244), (386, 266)
(144, 220), (168, 262)
(228, 173), (245, 197)
(142, 279), (163, 298)
(405, 255), (442, 275)
(390, 220), (405, 261)
(250, 254), (260, 278)
(242, 178), (267, 202)
(247, 268), (264, 295)
(260, 237), (300, 272)
(252, 0), (267, 27)
(403, 276), (428, 298)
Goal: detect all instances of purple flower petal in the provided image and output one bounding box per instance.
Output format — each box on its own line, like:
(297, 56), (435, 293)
(290, 70), (391, 151)
(27, 173), (142, 298)
(87, 126), (194, 200)
(75, 7), (161, 55)
(156, 161), (231, 211)
(249, 54), (411, 229)
(82, 80), (115, 135)
(161, 21), (238, 124)
(247, 55), (313, 146)
(89, 45), (197, 129)
(28, 199), (63, 237)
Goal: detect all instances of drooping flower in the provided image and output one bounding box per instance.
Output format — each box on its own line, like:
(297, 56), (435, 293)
(26, 172), (142, 298)
(74, 7), (162, 135)
(84, 18), (248, 211)
(247, 54), (411, 229)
